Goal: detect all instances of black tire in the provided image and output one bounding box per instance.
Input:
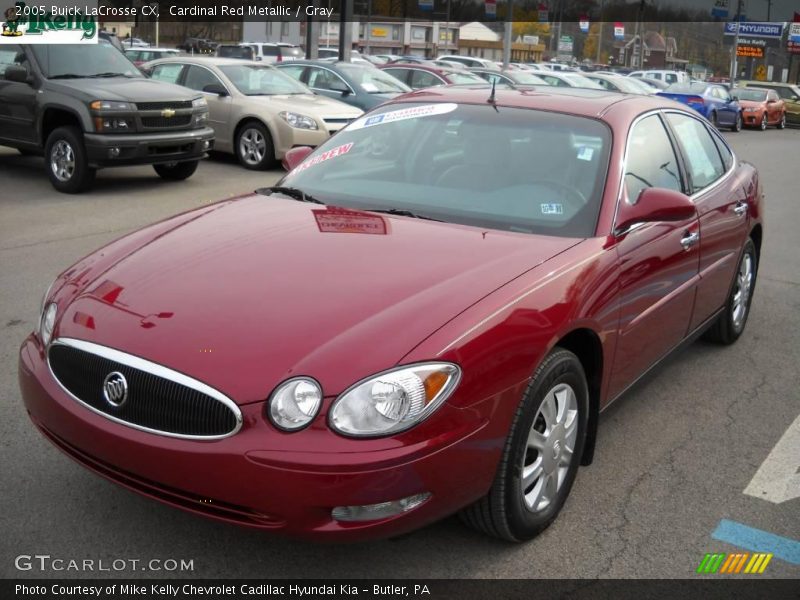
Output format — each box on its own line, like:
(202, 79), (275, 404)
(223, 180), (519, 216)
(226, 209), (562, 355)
(459, 348), (589, 541)
(235, 121), (276, 170)
(704, 238), (757, 345)
(759, 113), (767, 131)
(709, 111), (718, 128)
(153, 160), (199, 181)
(44, 126), (95, 193)
(730, 112), (742, 132)
(777, 113), (786, 130)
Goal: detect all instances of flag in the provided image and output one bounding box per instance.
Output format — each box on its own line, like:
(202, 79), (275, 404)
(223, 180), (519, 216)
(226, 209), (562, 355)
(614, 22), (625, 40)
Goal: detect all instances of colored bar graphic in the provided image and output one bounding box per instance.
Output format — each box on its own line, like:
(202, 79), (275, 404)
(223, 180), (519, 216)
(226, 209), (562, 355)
(712, 519), (800, 565)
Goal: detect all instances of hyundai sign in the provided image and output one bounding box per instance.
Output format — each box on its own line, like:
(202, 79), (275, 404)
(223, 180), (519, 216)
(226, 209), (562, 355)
(724, 22), (784, 38)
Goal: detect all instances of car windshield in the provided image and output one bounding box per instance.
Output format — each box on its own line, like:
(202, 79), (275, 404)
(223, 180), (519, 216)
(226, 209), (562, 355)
(511, 72), (548, 85)
(219, 65), (309, 95)
(562, 73), (605, 89)
(31, 44), (141, 78)
(732, 88), (767, 102)
(338, 64), (410, 93)
(446, 71), (486, 85)
(280, 102), (611, 238)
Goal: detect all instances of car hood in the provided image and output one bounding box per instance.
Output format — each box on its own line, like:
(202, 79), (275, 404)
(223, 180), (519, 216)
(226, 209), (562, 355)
(56, 196), (579, 404)
(47, 77), (198, 102)
(243, 93), (363, 118)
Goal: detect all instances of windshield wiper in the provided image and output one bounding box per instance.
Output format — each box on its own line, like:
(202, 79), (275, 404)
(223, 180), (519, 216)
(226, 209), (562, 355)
(87, 72), (136, 78)
(49, 73), (84, 79)
(256, 186), (325, 204)
(364, 208), (443, 222)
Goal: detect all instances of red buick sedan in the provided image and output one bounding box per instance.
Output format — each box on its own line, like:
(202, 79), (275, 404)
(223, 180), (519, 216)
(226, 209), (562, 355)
(19, 87), (763, 542)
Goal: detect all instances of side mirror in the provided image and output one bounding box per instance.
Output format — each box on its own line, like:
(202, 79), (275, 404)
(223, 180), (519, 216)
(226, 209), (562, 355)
(4, 65), (31, 84)
(202, 83), (228, 96)
(282, 145), (314, 171)
(791, 95), (799, 102)
(330, 83), (351, 96)
(615, 187), (696, 236)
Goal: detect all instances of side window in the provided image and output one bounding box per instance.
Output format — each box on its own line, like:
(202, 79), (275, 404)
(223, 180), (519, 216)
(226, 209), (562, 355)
(383, 68), (408, 86)
(0, 45), (28, 73)
(709, 128), (734, 171)
(307, 68), (346, 91)
(279, 65), (306, 81)
(624, 115), (683, 202)
(184, 65), (223, 93)
(410, 69), (441, 89)
(262, 45), (278, 57)
(664, 73), (677, 84)
(150, 63), (184, 84)
(666, 113), (726, 193)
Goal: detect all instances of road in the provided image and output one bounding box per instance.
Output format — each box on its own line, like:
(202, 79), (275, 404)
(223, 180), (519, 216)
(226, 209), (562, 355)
(0, 130), (798, 579)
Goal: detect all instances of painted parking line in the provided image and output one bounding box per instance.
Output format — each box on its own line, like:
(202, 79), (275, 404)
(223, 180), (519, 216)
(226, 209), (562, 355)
(744, 413), (800, 504)
(712, 519), (800, 565)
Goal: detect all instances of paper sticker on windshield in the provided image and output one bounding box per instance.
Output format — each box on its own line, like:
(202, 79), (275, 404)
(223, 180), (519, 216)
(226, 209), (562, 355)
(361, 82), (379, 93)
(541, 203), (564, 215)
(577, 146), (594, 161)
(348, 103), (458, 131)
(295, 142), (354, 173)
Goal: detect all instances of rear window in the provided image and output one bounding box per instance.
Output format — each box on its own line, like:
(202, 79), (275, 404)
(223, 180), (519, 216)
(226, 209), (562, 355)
(446, 71), (485, 85)
(217, 46), (254, 60)
(281, 102), (612, 238)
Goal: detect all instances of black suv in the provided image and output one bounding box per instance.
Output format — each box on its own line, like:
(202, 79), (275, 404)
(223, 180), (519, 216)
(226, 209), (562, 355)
(0, 43), (214, 193)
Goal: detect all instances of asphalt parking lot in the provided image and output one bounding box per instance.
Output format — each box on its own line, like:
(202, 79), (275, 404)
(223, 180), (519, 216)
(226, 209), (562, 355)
(0, 128), (798, 579)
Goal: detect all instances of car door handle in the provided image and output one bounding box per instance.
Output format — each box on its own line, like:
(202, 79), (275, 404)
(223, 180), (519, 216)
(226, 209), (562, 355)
(734, 201), (748, 217)
(680, 231), (700, 250)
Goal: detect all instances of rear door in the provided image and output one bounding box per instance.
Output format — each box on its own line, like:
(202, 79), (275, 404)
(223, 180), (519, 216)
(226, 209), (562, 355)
(608, 112), (700, 398)
(664, 111), (748, 331)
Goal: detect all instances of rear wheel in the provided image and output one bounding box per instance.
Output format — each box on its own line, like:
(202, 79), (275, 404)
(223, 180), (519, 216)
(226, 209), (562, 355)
(153, 160), (199, 180)
(730, 112), (742, 132)
(777, 112), (786, 129)
(44, 126), (95, 193)
(459, 348), (588, 541)
(704, 239), (757, 345)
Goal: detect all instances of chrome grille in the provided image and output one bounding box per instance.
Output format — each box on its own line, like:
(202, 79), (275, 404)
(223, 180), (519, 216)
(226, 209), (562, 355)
(135, 101), (192, 110)
(48, 339), (241, 439)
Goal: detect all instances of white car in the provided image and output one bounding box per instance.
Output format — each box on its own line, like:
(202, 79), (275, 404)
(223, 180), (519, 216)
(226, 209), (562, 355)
(628, 69), (689, 85)
(123, 37), (150, 48)
(437, 55), (497, 69)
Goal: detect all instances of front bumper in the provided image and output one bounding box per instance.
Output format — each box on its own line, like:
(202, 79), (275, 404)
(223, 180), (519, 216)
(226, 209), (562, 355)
(742, 110), (765, 126)
(84, 127), (215, 168)
(19, 335), (500, 541)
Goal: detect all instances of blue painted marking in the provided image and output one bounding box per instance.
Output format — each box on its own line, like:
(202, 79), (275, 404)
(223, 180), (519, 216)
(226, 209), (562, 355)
(712, 519), (800, 565)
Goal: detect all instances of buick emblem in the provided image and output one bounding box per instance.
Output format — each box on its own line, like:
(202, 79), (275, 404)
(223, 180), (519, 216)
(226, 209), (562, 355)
(103, 371), (128, 408)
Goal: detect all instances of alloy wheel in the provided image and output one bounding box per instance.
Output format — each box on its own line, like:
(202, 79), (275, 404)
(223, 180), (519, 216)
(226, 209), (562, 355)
(50, 140), (75, 182)
(238, 128), (266, 166)
(521, 383), (578, 513)
(732, 252), (754, 331)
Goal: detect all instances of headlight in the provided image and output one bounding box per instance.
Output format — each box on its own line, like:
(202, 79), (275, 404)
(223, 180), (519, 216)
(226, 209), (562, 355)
(279, 111), (319, 130)
(267, 377), (323, 431)
(329, 363), (461, 437)
(93, 117), (134, 132)
(192, 97), (207, 108)
(90, 100), (134, 111)
(40, 302), (57, 346)
(194, 110), (209, 126)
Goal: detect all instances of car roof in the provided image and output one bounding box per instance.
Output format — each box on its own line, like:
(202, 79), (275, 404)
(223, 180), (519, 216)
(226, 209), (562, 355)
(387, 86), (674, 119)
(144, 56), (274, 68)
(381, 63), (463, 76)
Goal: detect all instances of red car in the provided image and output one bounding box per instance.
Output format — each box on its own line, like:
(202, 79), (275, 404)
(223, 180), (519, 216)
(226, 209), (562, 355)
(380, 63), (486, 89)
(19, 87), (763, 542)
(732, 86), (787, 130)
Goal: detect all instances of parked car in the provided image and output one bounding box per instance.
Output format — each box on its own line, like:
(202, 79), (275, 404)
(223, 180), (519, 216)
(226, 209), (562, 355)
(537, 71), (605, 90)
(0, 43), (213, 192)
(658, 82), (742, 131)
(629, 69), (689, 85)
(215, 44), (256, 60)
(125, 48), (180, 67)
(20, 87), (763, 542)
(583, 73), (653, 95)
(373, 54), (402, 63)
(142, 56), (362, 169)
(433, 59), (467, 69)
(468, 67), (549, 87)
(240, 42), (304, 63)
(730, 87), (786, 130)
(544, 62), (576, 72)
(179, 37), (216, 54)
(275, 60), (410, 111)
(739, 81), (800, 126)
(630, 77), (670, 91)
(122, 37), (150, 48)
(436, 54), (497, 69)
(380, 63), (486, 89)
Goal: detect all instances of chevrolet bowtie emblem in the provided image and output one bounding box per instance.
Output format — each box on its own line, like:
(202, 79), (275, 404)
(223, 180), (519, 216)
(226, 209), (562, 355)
(161, 108), (176, 118)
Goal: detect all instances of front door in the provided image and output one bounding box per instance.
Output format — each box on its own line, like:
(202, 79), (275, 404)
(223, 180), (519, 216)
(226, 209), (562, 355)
(0, 45), (37, 143)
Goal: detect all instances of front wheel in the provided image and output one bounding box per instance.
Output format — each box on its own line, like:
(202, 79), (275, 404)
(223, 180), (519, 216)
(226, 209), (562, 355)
(759, 113), (767, 131)
(704, 238), (757, 345)
(709, 111), (718, 128)
(235, 121), (276, 170)
(777, 113), (786, 129)
(730, 112), (743, 132)
(459, 348), (588, 541)
(153, 160), (199, 181)
(44, 126), (96, 193)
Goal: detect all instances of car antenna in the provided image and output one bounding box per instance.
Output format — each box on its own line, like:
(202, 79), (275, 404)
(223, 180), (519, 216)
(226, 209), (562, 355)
(487, 79), (497, 104)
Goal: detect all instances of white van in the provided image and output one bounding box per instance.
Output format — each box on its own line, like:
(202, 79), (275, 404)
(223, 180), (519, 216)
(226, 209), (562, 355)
(628, 70), (689, 85)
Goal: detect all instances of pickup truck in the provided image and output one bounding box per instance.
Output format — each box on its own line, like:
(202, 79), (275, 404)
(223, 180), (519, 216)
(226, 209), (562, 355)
(0, 43), (215, 193)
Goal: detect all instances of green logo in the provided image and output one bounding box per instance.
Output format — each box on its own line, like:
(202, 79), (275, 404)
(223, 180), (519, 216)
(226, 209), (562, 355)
(2, 2), (96, 40)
